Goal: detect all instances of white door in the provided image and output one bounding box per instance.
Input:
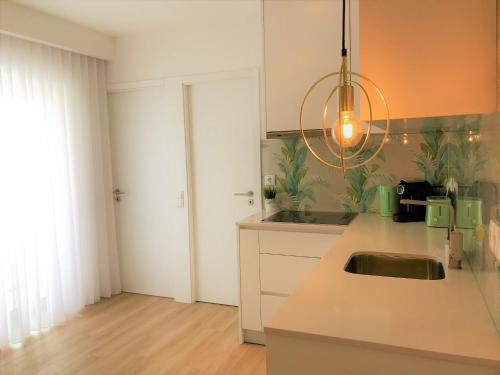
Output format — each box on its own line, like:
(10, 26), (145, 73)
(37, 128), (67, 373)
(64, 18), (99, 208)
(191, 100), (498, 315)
(108, 87), (176, 297)
(187, 75), (261, 306)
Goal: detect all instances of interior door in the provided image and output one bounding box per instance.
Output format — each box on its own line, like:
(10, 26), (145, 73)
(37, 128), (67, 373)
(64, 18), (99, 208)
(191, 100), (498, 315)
(187, 74), (261, 306)
(108, 87), (175, 297)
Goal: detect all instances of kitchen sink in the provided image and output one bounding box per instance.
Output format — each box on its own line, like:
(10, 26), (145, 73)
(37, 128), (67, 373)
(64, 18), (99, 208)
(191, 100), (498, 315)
(345, 252), (445, 280)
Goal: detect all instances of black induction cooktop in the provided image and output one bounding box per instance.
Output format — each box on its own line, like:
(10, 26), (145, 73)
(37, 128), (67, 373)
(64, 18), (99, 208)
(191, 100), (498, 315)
(262, 211), (357, 225)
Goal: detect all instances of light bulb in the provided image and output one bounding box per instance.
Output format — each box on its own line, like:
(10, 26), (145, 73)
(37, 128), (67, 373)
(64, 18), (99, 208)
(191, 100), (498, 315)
(332, 111), (363, 148)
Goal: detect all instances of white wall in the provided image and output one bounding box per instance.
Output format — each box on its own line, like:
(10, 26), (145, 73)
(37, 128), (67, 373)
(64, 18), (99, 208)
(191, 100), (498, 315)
(106, 0), (263, 303)
(0, 1), (113, 60)
(107, 1), (262, 83)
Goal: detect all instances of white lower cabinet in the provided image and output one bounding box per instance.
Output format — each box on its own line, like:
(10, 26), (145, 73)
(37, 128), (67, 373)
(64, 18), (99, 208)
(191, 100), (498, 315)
(258, 230), (339, 257)
(238, 227), (342, 344)
(238, 229), (261, 332)
(260, 254), (319, 295)
(261, 294), (287, 327)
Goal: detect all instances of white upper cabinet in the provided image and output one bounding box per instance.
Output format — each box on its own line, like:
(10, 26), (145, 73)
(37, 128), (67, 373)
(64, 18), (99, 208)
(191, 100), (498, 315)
(263, 0), (360, 134)
(359, 0), (497, 120)
(263, 0), (497, 133)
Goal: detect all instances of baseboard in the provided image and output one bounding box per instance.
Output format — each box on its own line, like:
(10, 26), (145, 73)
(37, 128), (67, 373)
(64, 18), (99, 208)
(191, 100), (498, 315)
(243, 329), (266, 345)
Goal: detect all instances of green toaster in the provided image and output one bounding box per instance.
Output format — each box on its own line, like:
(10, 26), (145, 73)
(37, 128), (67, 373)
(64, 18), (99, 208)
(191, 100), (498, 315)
(425, 196), (450, 228)
(456, 197), (482, 229)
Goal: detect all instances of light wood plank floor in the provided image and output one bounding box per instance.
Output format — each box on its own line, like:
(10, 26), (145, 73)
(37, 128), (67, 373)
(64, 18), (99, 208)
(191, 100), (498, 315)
(0, 293), (266, 375)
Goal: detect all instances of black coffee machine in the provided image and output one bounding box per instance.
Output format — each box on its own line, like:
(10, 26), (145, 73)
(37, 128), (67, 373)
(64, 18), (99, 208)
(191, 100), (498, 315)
(393, 180), (432, 222)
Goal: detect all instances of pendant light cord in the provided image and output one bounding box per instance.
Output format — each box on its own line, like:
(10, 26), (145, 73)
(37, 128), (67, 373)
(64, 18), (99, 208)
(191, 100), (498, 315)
(341, 0), (347, 56)
(348, 0), (352, 80)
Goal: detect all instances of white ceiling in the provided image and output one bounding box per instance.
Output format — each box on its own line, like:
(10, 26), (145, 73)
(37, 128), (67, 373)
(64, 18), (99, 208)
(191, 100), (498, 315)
(12, 0), (257, 37)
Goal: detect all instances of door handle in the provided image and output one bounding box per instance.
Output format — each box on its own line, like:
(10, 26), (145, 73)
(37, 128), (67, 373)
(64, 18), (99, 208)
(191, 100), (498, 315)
(113, 188), (125, 202)
(234, 190), (254, 197)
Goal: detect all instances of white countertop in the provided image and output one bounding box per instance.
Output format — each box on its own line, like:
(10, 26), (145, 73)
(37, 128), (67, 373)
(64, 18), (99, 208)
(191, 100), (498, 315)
(260, 213), (500, 368)
(237, 211), (347, 234)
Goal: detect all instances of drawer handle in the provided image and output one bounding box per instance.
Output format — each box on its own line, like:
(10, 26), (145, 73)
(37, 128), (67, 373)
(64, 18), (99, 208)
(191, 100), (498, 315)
(234, 190), (254, 197)
(261, 291), (289, 298)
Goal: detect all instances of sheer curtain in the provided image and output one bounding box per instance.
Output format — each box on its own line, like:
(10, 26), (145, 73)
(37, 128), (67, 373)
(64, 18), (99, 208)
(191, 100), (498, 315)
(0, 34), (121, 346)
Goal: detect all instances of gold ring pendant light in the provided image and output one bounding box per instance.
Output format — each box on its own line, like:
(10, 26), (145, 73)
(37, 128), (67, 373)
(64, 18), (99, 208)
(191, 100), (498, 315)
(299, 0), (390, 174)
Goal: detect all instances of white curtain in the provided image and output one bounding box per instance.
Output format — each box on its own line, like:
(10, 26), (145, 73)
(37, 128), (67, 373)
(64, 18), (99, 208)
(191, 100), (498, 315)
(0, 34), (121, 346)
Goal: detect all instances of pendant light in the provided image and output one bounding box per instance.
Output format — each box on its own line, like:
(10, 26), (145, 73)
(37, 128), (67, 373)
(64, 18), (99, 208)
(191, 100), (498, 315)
(299, 0), (390, 174)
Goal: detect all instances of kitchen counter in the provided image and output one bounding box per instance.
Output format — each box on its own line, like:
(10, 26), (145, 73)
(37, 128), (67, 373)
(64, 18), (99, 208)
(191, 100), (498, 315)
(237, 211), (346, 234)
(264, 213), (500, 368)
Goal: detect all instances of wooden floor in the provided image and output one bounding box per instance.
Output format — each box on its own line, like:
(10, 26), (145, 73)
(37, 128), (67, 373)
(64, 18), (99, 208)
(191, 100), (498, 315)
(0, 293), (266, 375)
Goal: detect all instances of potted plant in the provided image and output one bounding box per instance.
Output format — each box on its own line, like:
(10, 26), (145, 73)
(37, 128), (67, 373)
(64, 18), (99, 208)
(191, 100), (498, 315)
(263, 185), (278, 213)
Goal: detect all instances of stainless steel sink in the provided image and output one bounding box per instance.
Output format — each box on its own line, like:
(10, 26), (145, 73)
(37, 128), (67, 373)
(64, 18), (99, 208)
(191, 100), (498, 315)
(345, 252), (445, 280)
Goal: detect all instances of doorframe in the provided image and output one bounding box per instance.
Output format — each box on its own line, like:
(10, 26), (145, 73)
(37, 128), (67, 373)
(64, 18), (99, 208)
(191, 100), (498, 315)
(180, 84), (197, 303)
(181, 68), (263, 304)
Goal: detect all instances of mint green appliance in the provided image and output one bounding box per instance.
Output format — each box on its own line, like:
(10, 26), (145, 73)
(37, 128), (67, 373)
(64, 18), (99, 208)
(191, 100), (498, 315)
(456, 197), (482, 229)
(378, 185), (399, 217)
(425, 196), (450, 228)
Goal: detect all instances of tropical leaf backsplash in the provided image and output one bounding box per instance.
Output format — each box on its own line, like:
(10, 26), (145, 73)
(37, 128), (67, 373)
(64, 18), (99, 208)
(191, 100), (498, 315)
(263, 114), (494, 214)
(412, 117), (486, 189)
(275, 138), (327, 212)
(340, 149), (391, 213)
(413, 127), (448, 186)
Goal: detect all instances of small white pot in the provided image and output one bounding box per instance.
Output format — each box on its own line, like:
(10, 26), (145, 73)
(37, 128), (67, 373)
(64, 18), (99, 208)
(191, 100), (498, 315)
(264, 199), (278, 214)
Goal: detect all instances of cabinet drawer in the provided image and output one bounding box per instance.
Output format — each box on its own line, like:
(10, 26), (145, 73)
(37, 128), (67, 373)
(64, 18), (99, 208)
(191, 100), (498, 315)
(258, 230), (340, 257)
(260, 253), (319, 295)
(261, 294), (287, 327)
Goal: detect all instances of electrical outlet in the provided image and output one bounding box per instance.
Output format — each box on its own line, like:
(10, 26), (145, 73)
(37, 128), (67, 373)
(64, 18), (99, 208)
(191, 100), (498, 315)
(263, 174), (276, 186)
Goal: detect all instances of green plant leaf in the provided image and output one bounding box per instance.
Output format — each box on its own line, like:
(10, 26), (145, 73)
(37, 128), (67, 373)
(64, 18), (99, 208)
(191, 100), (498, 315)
(376, 149), (386, 162)
(295, 167), (308, 186)
(295, 191), (306, 202)
(420, 143), (433, 158)
(346, 186), (356, 197)
(280, 146), (291, 162)
(277, 177), (289, 193)
(293, 146), (307, 167)
(277, 162), (288, 176)
(361, 185), (378, 212)
(303, 188), (316, 203)
(342, 202), (353, 214)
